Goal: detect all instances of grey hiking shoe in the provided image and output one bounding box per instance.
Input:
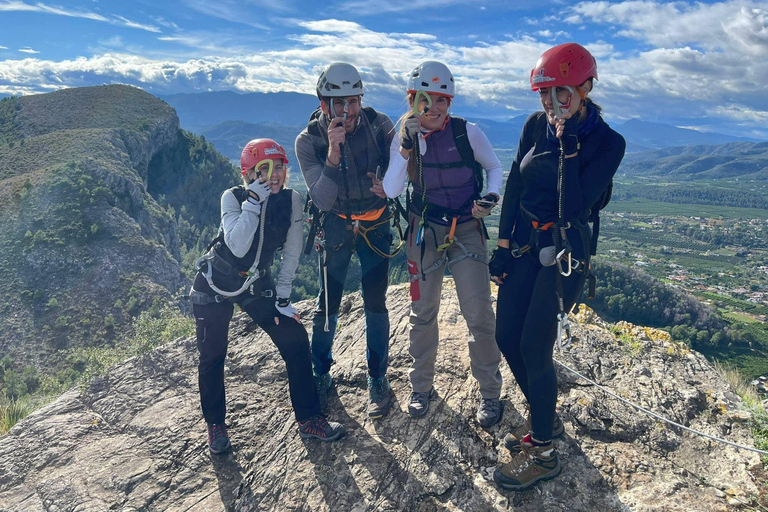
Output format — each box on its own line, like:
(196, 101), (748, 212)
(367, 376), (392, 419)
(298, 414), (345, 442)
(207, 423), (231, 455)
(477, 398), (504, 428)
(314, 373), (333, 410)
(408, 388), (434, 418)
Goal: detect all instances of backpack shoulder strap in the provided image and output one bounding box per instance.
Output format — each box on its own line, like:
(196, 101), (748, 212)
(451, 116), (483, 196)
(307, 109), (328, 163)
(450, 116), (475, 169)
(362, 106), (389, 172)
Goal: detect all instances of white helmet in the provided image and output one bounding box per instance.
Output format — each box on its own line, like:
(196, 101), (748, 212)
(316, 62), (364, 98)
(407, 61), (454, 98)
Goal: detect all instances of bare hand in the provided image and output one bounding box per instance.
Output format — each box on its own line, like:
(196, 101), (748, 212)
(555, 111), (573, 139)
(274, 314), (300, 325)
(491, 274), (507, 285)
(367, 172), (387, 198)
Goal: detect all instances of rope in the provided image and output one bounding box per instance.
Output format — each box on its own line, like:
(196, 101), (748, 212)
(199, 195), (269, 298)
(552, 356), (768, 456)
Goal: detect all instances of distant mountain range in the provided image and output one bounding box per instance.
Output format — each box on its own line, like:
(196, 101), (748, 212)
(161, 91), (764, 154)
(616, 119), (760, 152)
(160, 91), (319, 130)
(618, 141), (768, 181)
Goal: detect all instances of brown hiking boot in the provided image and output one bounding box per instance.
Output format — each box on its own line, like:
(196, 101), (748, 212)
(493, 442), (561, 491)
(505, 412), (564, 452)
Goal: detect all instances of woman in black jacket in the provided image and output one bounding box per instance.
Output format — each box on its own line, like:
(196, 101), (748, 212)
(190, 138), (344, 454)
(489, 43), (625, 490)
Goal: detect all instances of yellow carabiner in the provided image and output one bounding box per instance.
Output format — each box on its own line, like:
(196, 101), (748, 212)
(413, 90), (433, 116)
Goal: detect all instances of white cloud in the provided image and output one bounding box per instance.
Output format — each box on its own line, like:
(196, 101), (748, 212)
(177, 0), (271, 29)
(0, 45), (8, 50)
(0, 0), (108, 21)
(18, 47), (39, 54)
(112, 16), (161, 33)
(572, 1), (768, 55)
(0, 11), (766, 135)
(335, 0), (486, 14)
(0, 1), (164, 33)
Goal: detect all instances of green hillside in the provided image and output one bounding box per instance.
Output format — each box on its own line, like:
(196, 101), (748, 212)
(0, 86), (237, 380)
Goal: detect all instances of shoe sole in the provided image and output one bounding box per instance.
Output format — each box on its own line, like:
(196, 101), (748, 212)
(368, 402), (391, 419)
(298, 429), (345, 442)
(493, 460), (562, 491)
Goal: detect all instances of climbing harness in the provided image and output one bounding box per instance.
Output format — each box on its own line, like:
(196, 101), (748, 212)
(193, 195), (270, 299)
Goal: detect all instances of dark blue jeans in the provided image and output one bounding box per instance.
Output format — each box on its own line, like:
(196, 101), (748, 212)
(311, 210), (391, 379)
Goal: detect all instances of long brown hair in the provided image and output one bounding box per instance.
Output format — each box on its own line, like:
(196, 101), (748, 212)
(396, 93), (418, 182)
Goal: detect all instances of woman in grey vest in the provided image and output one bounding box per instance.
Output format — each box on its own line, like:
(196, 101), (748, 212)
(383, 61), (504, 426)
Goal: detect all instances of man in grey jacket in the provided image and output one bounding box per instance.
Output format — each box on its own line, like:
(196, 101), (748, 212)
(295, 62), (396, 419)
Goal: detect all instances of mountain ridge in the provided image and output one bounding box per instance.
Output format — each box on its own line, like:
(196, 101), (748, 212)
(0, 85), (237, 374)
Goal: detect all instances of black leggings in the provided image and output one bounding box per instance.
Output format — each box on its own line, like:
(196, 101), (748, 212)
(495, 228), (586, 441)
(193, 274), (320, 424)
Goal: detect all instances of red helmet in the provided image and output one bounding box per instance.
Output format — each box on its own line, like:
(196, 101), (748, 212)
(530, 43), (598, 91)
(240, 138), (288, 176)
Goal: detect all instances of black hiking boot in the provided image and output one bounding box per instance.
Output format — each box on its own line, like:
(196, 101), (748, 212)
(367, 376), (392, 419)
(207, 423), (231, 455)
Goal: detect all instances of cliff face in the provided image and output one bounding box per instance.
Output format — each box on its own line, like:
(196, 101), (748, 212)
(0, 282), (760, 511)
(0, 85), (224, 372)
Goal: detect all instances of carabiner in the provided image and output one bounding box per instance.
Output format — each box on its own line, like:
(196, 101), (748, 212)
(413, 90), (433, 116)
(416, 224), (426, 246)
(556, 312), (572, 350)
(556, 249), (573, 277)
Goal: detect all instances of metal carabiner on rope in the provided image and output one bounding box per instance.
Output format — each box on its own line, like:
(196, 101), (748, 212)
(556, 249), (573, 277)
(557, 312), (570, 348)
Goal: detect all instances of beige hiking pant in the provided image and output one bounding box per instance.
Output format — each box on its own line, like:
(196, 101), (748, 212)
(405, 214), (502, 399)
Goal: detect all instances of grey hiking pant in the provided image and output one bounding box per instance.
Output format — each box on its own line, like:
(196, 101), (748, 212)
(405, 213), (502, 399)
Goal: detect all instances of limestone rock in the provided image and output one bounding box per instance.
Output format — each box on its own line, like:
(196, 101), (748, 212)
(0, 282), (761, 511)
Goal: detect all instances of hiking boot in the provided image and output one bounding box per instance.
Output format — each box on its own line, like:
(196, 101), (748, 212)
(298, 414), (345, 442)
(367, 376), (392, 419)
(207, 423), (231, 455)
(314, 373), (333, 410)
(408, 388), (434, 418)
(477, 398), (504, 428)
(506, 413), (564, 452)
(493, 442), (561, 491)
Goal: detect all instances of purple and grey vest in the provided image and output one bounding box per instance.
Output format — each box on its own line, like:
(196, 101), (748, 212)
(410, 119), (480, 225)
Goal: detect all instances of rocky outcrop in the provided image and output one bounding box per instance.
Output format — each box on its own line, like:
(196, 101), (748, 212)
(0, 85), (206, 369)
(0, 282), (760, 511)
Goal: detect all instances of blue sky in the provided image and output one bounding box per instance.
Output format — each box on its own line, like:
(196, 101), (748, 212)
(0, 0), (767, 138)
